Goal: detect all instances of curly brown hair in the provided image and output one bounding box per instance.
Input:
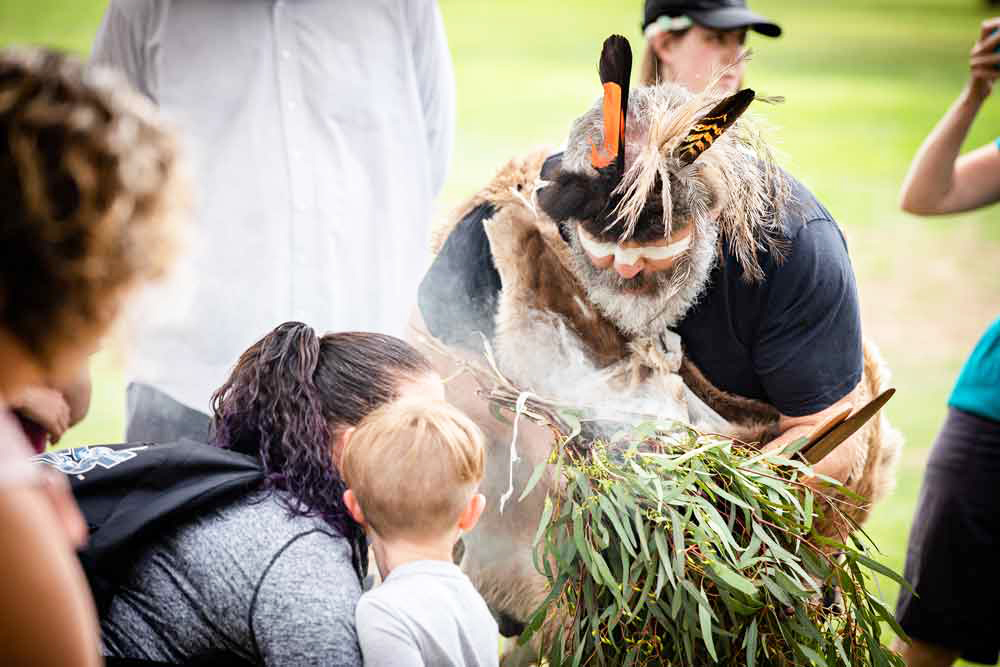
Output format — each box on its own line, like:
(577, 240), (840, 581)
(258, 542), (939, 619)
(0, 47), (186, 368)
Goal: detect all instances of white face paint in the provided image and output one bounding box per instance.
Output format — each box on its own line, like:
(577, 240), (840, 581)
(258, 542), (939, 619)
(577, 224), (691, 265)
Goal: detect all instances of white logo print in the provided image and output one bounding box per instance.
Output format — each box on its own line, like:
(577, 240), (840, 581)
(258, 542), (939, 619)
(33, 446), (149, 475)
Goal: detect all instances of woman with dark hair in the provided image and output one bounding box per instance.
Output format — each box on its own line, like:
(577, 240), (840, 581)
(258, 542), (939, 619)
(100, 322), (441, 666)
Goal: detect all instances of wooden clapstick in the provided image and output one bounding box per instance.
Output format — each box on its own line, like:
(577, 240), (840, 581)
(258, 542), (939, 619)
(801, 404), (852, 451)
(799, 388), (896, 465)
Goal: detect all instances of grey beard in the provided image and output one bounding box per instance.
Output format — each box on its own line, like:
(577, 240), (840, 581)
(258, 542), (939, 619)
(565, 221), (719, 337)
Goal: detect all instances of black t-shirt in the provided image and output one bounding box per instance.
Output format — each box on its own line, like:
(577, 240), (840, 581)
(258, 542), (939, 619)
(674, 177), (862, 417)
(418, 170), (862, 418)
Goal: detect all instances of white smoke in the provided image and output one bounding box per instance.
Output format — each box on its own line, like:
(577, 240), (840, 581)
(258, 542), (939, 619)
(493, 309), (731, 441)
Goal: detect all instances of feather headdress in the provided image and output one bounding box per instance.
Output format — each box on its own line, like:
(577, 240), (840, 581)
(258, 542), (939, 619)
(539, 36), (789, 282)
(589, 35), (631, 179)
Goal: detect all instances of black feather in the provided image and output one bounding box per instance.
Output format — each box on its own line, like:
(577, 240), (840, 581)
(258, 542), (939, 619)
(538, 170), (614, 224)
(598, 35), (632, 89)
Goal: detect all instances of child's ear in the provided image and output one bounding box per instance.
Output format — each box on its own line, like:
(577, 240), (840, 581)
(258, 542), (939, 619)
(343, 489), (367, 528)
(457, 493), (486, 533)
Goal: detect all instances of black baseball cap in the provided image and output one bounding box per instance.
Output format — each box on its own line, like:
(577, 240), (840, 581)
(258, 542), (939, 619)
(643, 0), (782, 38)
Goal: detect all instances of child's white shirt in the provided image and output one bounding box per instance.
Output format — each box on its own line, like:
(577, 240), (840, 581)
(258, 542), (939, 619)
(355, 559), (499, 667)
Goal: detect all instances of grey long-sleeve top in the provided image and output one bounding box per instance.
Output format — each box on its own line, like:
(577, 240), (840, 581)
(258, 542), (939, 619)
(102, 492), (363, 666)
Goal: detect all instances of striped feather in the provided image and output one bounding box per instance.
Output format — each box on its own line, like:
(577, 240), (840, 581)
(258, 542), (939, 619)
(676, 88), (755, 165)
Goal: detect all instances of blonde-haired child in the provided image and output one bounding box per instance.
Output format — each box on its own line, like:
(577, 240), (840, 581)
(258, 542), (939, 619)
(341, 398), (498, 667)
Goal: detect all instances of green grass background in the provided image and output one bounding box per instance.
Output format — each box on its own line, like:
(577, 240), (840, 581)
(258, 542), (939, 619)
(4, 0), (1000, 661)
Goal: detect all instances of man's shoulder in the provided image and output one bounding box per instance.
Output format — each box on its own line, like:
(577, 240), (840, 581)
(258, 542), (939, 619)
(716, 172), (847, 285)
(776, 172), (839, 240)
(681, 171), (854, 335)
(774, 173), (852, 276)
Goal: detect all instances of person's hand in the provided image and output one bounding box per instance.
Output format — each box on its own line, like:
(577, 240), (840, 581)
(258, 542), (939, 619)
(969, 18), (1000, 98)
(9, 387), (71, 444)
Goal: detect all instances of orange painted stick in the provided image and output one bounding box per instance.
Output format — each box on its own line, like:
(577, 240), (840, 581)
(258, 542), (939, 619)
(591, 82), (622, 168)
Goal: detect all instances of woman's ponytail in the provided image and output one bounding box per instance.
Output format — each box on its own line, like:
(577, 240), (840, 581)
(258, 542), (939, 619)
(211, 322), (336, 518)
(211, 322), (434, 539)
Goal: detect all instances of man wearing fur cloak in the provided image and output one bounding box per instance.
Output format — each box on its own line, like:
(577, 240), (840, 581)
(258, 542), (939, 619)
(409, 36), (901, 645)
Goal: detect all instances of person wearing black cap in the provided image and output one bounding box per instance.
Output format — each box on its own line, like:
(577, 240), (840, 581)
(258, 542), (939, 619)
(640, 0), (781, 91)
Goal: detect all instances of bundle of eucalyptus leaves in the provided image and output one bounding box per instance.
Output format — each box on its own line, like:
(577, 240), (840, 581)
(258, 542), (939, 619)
(514, 414), (908, 667)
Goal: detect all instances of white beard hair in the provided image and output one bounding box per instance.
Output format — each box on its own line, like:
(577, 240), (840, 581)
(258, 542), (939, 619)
(565, 219), (719, 338)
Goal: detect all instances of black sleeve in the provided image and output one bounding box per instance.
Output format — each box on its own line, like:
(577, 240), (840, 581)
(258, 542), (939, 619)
(752, 219), (863, 417)
(417, 202), (501, 350)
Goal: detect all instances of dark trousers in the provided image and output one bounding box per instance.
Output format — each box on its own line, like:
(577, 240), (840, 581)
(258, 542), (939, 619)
(125, 383), (212, 444)
(896, 407), (1000, 665)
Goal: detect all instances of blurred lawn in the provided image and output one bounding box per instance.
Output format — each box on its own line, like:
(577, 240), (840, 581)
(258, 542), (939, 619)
(4, 0), (1000, 660)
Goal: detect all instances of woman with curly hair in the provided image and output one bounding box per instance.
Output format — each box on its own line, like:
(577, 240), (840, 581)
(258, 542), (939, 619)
(100, 322), (442, 666)
(0, 47), (185, 666)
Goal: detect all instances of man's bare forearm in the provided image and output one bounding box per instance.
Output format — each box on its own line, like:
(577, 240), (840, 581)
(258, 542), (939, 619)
(763, 383), (865, 484)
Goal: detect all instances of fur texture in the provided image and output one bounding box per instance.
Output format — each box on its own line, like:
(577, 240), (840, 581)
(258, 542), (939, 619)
(433, 149), (903, 666)
(814, 339), (904, 536)
(485, 203), (628, 375)
(425, 69), (901, 664)
(430, 148), (553, 256)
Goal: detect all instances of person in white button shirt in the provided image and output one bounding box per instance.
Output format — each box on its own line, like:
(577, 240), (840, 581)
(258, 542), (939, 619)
(341, 398), (499, 667)
(92, 0), (456, 443)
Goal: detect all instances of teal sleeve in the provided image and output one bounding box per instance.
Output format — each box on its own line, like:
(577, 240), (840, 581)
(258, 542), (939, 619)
(949, 317), (1000, 422)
